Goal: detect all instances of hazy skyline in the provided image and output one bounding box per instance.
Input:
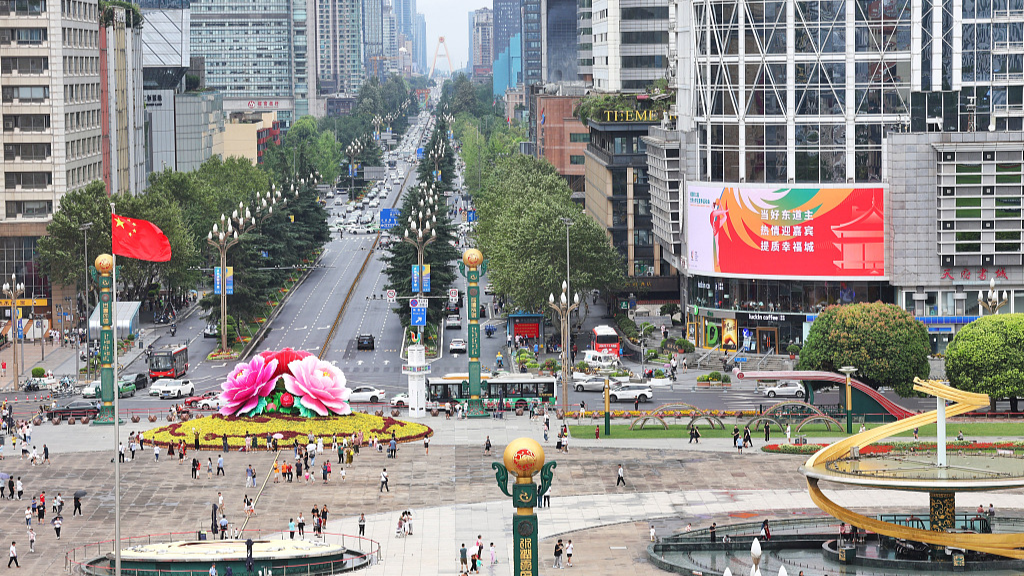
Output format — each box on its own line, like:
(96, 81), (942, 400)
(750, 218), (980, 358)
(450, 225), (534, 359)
(420, 0), (491, 73)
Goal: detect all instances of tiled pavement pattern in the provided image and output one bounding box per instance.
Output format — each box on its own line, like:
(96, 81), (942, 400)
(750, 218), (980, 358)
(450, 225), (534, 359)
(3, 416), (1023, 575)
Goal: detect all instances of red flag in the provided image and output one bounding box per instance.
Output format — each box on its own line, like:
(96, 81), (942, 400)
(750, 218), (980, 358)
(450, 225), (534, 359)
(111, 214), (172, 262)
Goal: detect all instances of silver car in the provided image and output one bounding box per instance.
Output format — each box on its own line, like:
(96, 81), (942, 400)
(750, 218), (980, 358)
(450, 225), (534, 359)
(574, 376), (611, 393)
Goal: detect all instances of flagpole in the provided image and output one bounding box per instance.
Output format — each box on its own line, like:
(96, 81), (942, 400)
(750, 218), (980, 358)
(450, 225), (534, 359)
(111, 202), (122, 576)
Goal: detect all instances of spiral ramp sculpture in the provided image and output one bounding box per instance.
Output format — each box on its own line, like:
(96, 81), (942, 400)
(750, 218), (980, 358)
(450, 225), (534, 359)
(800, 378), (1024, 559)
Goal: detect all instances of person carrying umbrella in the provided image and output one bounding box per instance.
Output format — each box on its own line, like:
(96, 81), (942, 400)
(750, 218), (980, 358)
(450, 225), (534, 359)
(73, 491), (85, 516)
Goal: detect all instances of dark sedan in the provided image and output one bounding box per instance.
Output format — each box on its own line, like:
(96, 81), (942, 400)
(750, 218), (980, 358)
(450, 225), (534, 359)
(47, 400), (100, 420)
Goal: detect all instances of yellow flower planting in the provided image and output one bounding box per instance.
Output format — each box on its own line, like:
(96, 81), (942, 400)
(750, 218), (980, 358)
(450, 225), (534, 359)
(147, 413), (431, 450)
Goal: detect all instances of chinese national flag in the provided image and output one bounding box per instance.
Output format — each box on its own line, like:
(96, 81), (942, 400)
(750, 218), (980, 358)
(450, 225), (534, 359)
(111, 214), (172, 262)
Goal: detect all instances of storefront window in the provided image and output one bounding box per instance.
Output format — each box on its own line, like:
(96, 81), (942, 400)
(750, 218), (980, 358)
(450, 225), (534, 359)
(1015, 291), (1024, 314)
(689, 275), (893, 314)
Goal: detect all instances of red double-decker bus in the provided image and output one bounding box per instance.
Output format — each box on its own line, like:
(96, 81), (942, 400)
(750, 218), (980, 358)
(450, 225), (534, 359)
(149, 344), (188, 380)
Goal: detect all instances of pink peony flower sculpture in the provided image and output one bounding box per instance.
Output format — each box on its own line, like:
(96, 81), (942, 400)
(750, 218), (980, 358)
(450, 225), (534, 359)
(219, 355), (279, 416)
(282, 355), (352, 416)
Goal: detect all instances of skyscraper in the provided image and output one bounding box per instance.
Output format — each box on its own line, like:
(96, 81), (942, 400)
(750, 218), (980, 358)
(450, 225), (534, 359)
(316, 0), (364, 94)
(521, 0), (541, 85)
(543, 0), (576, 82)
(592, 0), (669, 92)
(414, 12), (427, 74)
(491, 0), (520, 70)
(472, 8), (493, 77)
(190, 0), (314, 125)
(363, 0), (385, 81)
(577, 0), (592, 83)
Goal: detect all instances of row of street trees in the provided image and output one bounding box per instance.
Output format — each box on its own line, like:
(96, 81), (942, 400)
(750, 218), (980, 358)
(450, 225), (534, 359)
(38, 74), (420, 334)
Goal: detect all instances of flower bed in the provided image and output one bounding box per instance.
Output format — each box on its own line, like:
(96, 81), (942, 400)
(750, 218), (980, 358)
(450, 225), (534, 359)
(564, 409), (759, 419)
(207, 349), (241, 362)
(761, 440), (1024, 455)
(147, 413), (431, 450)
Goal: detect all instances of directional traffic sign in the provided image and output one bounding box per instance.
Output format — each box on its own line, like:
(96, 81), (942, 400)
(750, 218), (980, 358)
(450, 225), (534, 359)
(386, 289), (397, 303)
(411, 306), (426, 327)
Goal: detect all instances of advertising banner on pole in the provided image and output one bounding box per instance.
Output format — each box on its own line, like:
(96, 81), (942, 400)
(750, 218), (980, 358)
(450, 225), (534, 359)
(411, 265), (420, 292)
(226, 266), (234, 295)
(686, 185), (885, 277)
(423, 265), (431, 293)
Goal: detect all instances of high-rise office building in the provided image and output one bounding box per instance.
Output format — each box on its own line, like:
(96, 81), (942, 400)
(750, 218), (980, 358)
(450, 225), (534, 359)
(190, 0), (315, 126)
(414, 12), (426, 74)
(472, 8), (493, 77)
(317, 0), (363, 94)
(363, 0), (384, 81)
(543, 0), (576, 82)
(467, 11), (474, 71)
(1, 0), (103, 333)
(521, 0), (541, 85)
(577, 0), (592, 83)
(394, 0), (414, 38)
(493, 33), (521, 97)
(592, 0), (669, 92)
(491, 0), (520, 69)
(383, 5), (399, 76)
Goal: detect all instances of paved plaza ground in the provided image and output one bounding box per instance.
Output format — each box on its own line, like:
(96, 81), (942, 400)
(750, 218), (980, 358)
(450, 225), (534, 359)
(4, 414), (1024, 575)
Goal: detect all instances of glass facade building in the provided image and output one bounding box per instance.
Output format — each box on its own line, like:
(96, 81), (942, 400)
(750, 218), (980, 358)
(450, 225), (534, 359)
(592, 0), (671, 92)
(545, 0), (578, 81)
(522, 0), (542, 85)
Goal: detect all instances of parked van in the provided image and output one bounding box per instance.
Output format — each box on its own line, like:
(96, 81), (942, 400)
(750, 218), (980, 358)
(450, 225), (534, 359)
(582, 350), (620, 369)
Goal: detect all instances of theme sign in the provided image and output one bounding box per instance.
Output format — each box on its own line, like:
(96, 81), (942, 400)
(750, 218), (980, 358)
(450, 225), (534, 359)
(687, 185), (885, 278)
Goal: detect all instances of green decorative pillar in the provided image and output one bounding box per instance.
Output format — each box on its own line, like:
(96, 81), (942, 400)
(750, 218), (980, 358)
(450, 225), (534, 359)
(93, 254), (117, 425)
(460, 248), (488, 418)
(492, 438), (556, 576)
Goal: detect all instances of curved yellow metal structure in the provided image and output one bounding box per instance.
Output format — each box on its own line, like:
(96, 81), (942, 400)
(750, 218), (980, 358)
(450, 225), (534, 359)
(802, 378), (1024, 559)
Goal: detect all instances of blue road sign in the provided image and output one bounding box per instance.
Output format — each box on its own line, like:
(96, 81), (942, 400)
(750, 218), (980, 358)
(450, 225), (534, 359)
(380, 209), (397, 229)
(214, 266), (222, 295)
(416, 148), (425, 160)
(411, 306), (426, 327)
(17, 319), (23, 339)
(467, 210), (477, 222)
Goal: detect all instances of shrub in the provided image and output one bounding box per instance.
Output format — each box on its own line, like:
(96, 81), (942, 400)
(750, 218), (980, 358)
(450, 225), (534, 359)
(797, 302), (929, 397)
(575, 361), (589, 372)
(676, 338), (695, 353)
(525, 361), (540, 370)
(697, 371), (731, 383)
(645, 349), (660, 360)
(541, 358), (558, 372)
(787, 344), (802, 355)
(31, 367), (46, 378)
(653, 369), (666, 378)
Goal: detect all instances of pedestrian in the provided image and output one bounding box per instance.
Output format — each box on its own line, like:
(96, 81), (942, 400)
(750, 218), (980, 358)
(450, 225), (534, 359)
(24, 506), (31, 527)
(73, 495), (82, 516)
(8, 541), (17, 568)
(489, 542), (496, 565)
(424, 436), (429, 455)
(764, 423), (771, 442)
(760, 519), (772, 540)
(565, 540), (573, 567)
(650, 524), (656, 541)
(37, 493), (44, 522)
(119, 442), (125, 463)
(192, 458), (200, 480)
(689, 425), (701, 444)
(732, 425), (740, 448)
(484, 436), (492, 456)
(194, 429), (201, 451)
(543, 485), (551, 508)
(26, 530), (34, 553)
(634, 397), (640, 411)
(553, 539), (564, 569)
(380, 468), (389, 492)
(460, 543), (468, 571)
(616, 464), (625, 486)
(785, 424), (792, 444)
(154, 443), (161, 462)
(53, 516), (61, 539)
(297, 513), (305, 537)
(709, 523), (717, 542)
(743, 426), (753, 448)
(222, 434), (229, 452)
(914, 427), (919, 441)
(289, 519), (295, 539)
(358, 513), (366, 536)
(217, 455), (225, 476)
(207, 457), (214, 479)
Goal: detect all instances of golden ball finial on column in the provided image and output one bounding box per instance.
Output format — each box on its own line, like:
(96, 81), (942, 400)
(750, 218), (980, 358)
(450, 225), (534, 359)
(462, 248), (483, 268)
(503, 437), (545, 479)
(94, 254), (114, 274)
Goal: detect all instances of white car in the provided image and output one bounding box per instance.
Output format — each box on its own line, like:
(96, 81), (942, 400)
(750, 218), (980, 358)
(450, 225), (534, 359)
(150, 379), (194, 398)
(449, 338), (468, 353)
(349, 386), (386, 404)
(197, 395), (224, 410)
(574, 376), (611, 393)
(390, 393), (410, 407)
(763, 381), (806, 398)
(609, 384), (653, 403)
(81, 380), (102, 398)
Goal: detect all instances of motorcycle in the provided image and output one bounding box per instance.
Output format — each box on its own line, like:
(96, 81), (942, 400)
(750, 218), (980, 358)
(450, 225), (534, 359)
(170, 323), (177, 337)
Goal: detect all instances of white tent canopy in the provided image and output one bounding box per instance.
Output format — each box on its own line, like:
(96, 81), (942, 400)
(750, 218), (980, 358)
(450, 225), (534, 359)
(88, 301), (141, 340)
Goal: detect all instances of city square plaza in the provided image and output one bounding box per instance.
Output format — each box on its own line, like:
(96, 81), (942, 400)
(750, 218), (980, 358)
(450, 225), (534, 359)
(7, 404), (1024, 576)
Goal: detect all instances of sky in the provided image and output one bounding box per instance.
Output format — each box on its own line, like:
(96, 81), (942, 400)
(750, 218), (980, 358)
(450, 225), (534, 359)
(420, 0), (491, 73)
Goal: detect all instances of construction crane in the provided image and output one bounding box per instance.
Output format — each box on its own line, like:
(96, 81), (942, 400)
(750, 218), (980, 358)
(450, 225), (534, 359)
(429, 36), (454, 79)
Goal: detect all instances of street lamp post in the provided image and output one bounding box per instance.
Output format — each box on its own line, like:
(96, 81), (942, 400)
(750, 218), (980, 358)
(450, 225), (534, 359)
(3, 277), (25, 391)
(79, 221), (93, 379)
(978, 278), (1009, 314)
(345, 140), (364, 200)
(549, 282), (580, 419)
(206, 188), (288, 353)
(401, 185), (439, 418)
(839, 366), (857, 434)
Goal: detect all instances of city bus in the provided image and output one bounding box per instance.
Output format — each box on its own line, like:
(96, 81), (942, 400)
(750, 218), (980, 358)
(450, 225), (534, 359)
(592, 325), (621, 356)
(149, 344), (189, 380)
(427, 373), (556, 411)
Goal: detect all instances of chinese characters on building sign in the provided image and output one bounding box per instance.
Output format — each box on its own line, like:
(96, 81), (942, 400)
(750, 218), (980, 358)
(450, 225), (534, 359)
(247, 100), (281, 109)
(940, 268), (1008, 281)
(757, 208), (815, 253)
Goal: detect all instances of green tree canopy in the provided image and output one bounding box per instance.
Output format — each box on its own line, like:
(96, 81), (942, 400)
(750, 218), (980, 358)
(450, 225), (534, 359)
(796, 302), (931, 396)
(945, 314), (1024, 411)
